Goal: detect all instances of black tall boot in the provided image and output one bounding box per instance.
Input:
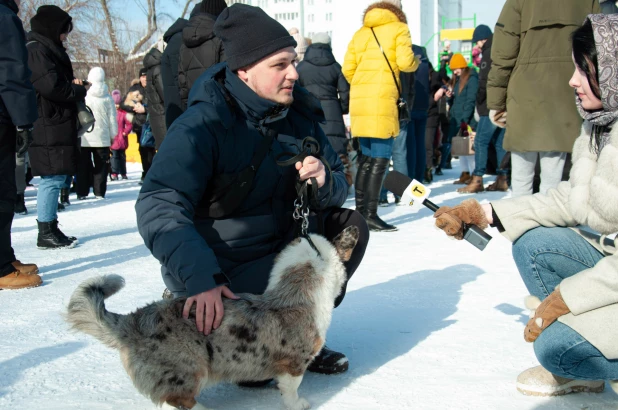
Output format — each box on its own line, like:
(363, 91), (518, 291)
(51, 219), (78, 244)
(37, 220), (75, 249)
(365, 157), (397, 232)
(354, 154), (372, 217)
(60, 188), (71, 206)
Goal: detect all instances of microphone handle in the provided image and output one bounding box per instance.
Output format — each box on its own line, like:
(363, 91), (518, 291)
(422, 199), (439, 212)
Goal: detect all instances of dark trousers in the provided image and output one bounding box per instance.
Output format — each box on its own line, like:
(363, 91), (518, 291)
(139, 146), (156, 179)
(0, 125), (17, 277)
(165, 208), (369, 307)
(110, 149), (127, 175)
(406, 110), (428, 181)
(77, 147), (110, 198)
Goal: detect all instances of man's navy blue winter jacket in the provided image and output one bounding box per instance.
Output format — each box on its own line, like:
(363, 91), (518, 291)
(0, 0), (37, 127)
(136, 63), (348, 297)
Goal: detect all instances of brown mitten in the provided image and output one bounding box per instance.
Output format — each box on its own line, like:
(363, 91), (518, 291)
(434, 199), (489, 240)
(524, 288), (570, 343)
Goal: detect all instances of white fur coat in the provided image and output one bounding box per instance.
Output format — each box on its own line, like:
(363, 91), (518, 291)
(492, 122), (618, 359)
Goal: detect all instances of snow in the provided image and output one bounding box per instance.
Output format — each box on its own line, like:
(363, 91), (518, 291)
(1, 161), (617, 410)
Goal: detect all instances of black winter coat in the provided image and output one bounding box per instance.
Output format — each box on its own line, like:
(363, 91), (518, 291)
(476, 35), (493, 117)
(136, 63), (348, 297)
(0, 0), (37, 128)
(297, 44), (349, 154)
(144, 48), (166, 149)
(178, 13), (224, 111)
(26, 31), (86, 176)
(161, 18), (187, 128)
(427, 70), (445, 129)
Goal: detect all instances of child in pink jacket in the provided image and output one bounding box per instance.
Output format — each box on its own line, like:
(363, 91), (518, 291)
(110, 90), (132, 180)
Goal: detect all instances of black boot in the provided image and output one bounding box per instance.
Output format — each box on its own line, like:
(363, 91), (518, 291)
(51, 219), (78, 244)
(37, 220), (75, 249)
(354, 154), (372, 217)
(14, 193), (27, 215)
(307, 345), (349, 374)
(60, 188), (71, 206)
(365, 157), (397, 232)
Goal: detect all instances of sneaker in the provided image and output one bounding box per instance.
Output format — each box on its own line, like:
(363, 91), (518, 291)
(14, 193), (27, 215)
(94, 195), (105, 200)
(307, 345), (349, 374)
(12, 260), (39, 275)
(110, 174), (118, 181)
(516, 365), (605, 397)
(378, 198), (390, 207)
(0, 270), (42, 290)
(121, 175), (128, 180)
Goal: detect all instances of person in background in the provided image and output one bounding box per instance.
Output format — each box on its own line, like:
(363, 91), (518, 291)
(0, 0), (42, 289)
(160, 14), (189, 128)
(487, 0), (599, 197)
(78, 67), (116, 200)
(434, 53), (478, 183)
(458, 24), (509, 194)
(178, 0), (227, 111)
(472, 43), (482, 67)
(110, 90), (131, 181)
(288, 27), (308, 64)
(427, 62), (450, 179)
(143, 47), (166, 149)
(296, 32), (351, 182)
(343, 0), (419, 232)
(119, 70), (149, 184)
(27, 5), (85, 249)
(435, 15), (618, 397)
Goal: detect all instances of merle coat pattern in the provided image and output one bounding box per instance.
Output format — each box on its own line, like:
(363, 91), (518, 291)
(66, 226), (359, 410)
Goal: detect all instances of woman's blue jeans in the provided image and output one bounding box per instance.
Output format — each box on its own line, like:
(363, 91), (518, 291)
(37, 175), (71, 223)
(512, 227), (618, 380)
(357, 137), (394, 159)
(473, 116), (507, 176)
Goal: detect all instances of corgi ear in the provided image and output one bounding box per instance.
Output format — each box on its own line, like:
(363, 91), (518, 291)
(332, 226), (359, 262)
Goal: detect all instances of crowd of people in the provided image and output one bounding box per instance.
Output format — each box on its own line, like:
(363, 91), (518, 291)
(2, 0), (618, 402)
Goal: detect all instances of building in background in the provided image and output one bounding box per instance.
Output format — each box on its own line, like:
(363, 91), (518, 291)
(225, 0), (463, 66)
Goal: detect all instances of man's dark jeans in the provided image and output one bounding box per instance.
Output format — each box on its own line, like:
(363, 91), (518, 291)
(0, 125), (17, 277)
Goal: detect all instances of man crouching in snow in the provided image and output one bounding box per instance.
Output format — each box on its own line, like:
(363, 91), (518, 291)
(135, 4), (368, 380)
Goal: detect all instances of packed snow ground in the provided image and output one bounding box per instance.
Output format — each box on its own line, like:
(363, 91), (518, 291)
(1, 161), (617, 410)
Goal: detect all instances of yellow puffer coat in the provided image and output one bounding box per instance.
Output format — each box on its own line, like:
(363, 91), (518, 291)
(343, 2), (418, 139)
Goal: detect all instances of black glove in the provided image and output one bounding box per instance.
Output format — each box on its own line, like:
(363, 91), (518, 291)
(16, 126), (33, 156)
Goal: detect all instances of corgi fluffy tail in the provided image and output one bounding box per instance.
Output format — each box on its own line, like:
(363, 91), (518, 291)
(66, 274), (126, 349)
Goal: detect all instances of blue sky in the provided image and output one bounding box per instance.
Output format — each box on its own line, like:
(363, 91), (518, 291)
(128, 0), (506, 33)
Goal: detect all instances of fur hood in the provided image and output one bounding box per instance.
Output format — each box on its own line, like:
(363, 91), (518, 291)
(363, 2), (407, 26)
(568, 122), (618, 235)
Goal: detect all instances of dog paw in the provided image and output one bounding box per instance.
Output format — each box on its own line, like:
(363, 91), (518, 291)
(286, 397), (310, 410)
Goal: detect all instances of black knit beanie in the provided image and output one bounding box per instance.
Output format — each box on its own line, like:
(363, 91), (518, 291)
(201, 0), (227, 16)
(30, 5), (73, 45)
(214, 4), (297, 71)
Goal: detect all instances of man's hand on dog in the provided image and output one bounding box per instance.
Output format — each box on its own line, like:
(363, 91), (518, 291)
(183, 286), (239, 335)
(296, 156), (326, 188)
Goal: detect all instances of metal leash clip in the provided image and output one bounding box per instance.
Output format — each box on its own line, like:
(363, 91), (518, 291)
(293, 195), (310, 236)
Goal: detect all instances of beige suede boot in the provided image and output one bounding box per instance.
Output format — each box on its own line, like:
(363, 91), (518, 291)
(457, 176), (484, 194)
(516, 365), (604, 396)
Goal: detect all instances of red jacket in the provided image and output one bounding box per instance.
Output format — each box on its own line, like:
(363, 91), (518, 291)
(111, 108), (132, 150)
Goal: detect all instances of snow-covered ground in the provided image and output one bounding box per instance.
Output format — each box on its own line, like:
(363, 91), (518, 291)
(1, 162), (617, 410)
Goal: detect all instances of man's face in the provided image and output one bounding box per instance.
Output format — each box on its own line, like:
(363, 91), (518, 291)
(140, 75), (147, 88)
(237, 47), (299, 106)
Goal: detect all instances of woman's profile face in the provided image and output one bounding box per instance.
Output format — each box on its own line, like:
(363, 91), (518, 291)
(452, 68), (462, 76)
(569, 56), (603, 111)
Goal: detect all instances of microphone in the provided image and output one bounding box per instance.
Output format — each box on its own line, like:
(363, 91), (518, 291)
(383, 171), (492, 251)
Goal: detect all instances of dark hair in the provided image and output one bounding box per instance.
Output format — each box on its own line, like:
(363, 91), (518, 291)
(62, 21), (73, 35)
(572, 19), (605, 153)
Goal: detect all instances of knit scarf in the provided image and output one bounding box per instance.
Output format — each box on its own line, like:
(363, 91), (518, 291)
(575, 14), (618, 153)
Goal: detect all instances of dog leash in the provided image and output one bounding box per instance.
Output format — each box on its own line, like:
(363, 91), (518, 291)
(276, 137), (332, 257)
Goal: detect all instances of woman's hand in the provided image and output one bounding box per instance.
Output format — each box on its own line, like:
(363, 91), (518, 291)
(434, 199), (489, 240)
(434, 88), (445, 102)
(524, 288), (570, 343)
